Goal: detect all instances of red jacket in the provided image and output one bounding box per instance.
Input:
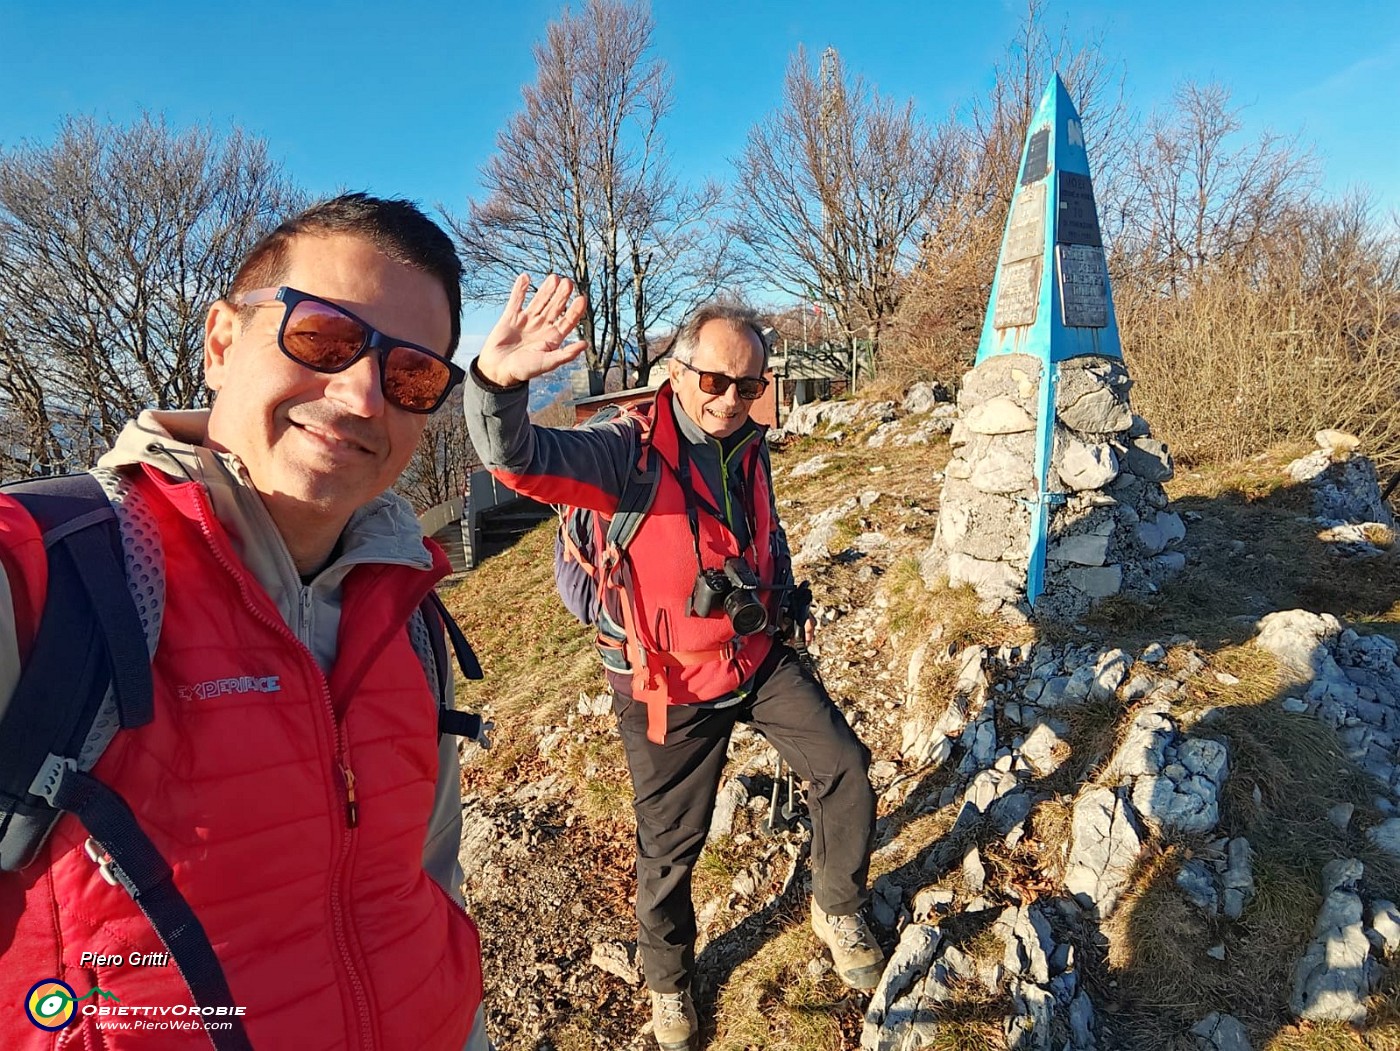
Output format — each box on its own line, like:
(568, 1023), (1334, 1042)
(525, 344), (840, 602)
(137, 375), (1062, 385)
(474, 380), (784, 743)
(0, 465), (482, 1051)
(606, 390), (779, 741)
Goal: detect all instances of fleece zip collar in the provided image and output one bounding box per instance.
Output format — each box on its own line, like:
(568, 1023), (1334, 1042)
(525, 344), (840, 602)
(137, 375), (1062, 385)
(96, 409), (432, 670)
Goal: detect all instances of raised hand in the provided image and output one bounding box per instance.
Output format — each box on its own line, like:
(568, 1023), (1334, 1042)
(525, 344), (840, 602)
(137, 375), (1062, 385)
(477, 273), (589, 386)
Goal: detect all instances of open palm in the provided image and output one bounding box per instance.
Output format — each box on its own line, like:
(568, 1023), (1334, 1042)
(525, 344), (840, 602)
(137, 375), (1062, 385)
(478, 273), (590, 386)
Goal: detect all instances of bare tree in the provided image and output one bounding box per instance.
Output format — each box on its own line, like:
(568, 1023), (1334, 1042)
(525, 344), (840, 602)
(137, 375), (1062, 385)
(454, 0), (734, 393)
(396, 390), (479, 514)
(732, 46), (955, 360)
(1114, 81), (1317, 293)
(623, 179), (748, 385)
(0, 114), (298, 476)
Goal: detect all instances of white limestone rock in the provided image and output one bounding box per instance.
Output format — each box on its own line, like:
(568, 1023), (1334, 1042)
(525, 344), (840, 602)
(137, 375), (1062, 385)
(1367, 818), (1400, 858)
(1059, 564), (1123, 599)
(1289, 886), (1372, 1024)
(1020, 720), (1069, 777)
(902, 381), (950, 415)
(947, 552), (1024, 604)
(1367, 900), (1400, 957)
(862, 924), (942, 1050)
(1065, 786), (1144, 918)
(969, 444), (1038, 494)
(1191, 1013), (1252, 1051)
(1048, 533), (1111, 566)
(1090, 649), (1132, 702)
(1058, 438), (1120, 491)
(965, 396), (1036, 435)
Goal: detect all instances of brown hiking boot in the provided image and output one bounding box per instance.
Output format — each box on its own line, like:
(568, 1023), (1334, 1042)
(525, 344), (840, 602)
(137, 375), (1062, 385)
(650, 988), (697, 1050)
(811, 901), (886, 991)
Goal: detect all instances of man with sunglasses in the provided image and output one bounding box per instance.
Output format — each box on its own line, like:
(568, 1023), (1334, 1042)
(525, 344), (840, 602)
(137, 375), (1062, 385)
(465, 287), (883, 1051)
(0, 195), (493, 1050)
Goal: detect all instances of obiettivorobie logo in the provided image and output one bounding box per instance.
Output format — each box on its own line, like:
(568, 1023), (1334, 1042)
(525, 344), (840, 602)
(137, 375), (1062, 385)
(24, 980), (120, 1031)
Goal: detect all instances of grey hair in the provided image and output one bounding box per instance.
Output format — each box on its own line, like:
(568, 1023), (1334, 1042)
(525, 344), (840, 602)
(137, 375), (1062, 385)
(671, 303), (769, 368)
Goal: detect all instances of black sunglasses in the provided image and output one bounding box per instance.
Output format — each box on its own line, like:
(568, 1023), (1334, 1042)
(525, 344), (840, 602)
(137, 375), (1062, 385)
(232, 286), (465, 413)
(676, 359), (769, 401)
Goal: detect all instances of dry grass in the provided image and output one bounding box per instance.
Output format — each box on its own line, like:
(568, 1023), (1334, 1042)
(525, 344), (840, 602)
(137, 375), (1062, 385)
(870, 806), (962, 883)
(438, 520), (625, 803)
(1261, 1025), (1374, 1050)
(1052, 698), (1129, 791)
(1095, 684), (1400, 1045)
(1118, 272), (1400, 476)
(1022, 796), (1076, 889)
(708, 925), (856, 1051)
(693, 834), (753, 904)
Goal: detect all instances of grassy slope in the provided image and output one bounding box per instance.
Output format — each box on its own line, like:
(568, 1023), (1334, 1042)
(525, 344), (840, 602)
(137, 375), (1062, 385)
(438, 427), (1400, 1051)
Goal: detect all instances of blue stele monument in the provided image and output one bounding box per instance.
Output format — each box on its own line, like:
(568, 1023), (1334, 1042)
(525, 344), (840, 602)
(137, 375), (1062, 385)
(976, 73), (1122, 606)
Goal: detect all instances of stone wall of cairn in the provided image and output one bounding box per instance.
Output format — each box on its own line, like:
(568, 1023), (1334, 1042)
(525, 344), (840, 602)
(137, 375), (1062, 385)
(921, 353), (1185, 618)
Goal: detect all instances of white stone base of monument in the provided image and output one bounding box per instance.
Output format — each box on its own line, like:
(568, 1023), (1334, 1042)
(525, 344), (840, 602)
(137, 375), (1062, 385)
(922, 353), (1186, 618)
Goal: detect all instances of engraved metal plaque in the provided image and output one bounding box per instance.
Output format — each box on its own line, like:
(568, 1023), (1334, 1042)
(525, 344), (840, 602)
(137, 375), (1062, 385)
(1057, 244), (1107, 328)
(993, 256), (1041, 329)
(1002, 182), (1045, 264)
(1021, 128), (1049, 185)
(1056, 171), (1102, 246)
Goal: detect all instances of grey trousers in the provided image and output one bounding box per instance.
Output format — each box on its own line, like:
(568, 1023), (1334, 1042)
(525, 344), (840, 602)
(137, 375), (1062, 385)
(613, 644), (875, 992)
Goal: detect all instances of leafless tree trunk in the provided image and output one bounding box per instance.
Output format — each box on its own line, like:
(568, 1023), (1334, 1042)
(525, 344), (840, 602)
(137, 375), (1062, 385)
(0, 114), (298, 477)
(454, 0), (735, 394)
(732, 45), (955, 364)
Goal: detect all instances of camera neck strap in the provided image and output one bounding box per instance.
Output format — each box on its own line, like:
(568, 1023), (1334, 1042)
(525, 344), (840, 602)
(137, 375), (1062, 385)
(674, 436), (759, 572)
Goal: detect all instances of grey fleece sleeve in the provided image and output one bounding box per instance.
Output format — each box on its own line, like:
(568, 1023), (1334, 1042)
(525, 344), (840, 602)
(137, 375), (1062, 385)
(422, 728), (465, 904)
(462, 361), (637, 513)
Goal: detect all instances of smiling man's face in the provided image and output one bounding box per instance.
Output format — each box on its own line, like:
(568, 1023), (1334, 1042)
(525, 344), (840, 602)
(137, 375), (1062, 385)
(203, 232), (449, 534)
(668, 319), (766, 439)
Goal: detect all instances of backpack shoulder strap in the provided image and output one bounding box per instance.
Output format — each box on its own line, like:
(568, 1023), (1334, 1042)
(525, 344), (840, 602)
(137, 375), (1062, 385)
(418, 591), (487, 743)
(0, 473), (252, 1050)
(603, 412), (661, 553)
(0, 473), (152, 868)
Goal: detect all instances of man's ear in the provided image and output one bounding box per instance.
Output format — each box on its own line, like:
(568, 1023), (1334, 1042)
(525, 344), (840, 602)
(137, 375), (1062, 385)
(667, 357), (684, 386)
(204, 300), (238, 392)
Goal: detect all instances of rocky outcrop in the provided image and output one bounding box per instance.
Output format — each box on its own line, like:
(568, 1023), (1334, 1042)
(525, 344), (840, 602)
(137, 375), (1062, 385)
(1254, 611), (1400, 793)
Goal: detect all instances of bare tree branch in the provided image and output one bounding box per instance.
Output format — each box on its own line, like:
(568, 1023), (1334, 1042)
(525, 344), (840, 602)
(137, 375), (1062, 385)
(452, 0), (735, 393)
(732, 45), (956, 359)
(0, 114), (300, 476)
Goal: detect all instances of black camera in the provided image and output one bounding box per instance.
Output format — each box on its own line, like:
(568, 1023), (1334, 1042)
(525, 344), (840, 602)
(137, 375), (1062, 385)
(688, 557), (768, 636)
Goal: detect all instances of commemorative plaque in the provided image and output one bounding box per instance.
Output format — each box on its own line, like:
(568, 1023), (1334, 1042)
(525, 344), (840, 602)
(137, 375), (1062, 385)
(1057, 244), (1107, 328)
(1021, 128), (1049, 186)
(993, 256), (1041, 329)
(1056, 171), (1102, 247)
(1002, 182), (1045, 264)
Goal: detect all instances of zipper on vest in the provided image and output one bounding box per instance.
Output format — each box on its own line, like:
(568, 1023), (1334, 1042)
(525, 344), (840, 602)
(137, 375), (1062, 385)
(340, 762), (359, 828)
(191, 495), (377, 1051)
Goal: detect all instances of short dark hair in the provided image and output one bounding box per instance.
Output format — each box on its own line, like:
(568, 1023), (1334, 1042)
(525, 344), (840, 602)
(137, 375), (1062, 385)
(671, 303), (769, 368)
(229, 193), (464, 355)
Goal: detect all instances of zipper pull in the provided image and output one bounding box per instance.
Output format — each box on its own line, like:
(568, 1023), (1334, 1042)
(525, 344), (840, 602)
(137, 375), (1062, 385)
(341, 763), (359, 828)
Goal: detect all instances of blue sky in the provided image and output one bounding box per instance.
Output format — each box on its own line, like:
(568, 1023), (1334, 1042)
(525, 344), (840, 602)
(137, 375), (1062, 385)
(2, 0), (1397, 351)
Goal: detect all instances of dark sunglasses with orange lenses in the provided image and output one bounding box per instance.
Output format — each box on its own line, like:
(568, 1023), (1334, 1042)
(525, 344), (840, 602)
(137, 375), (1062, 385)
(232, 286), (465, 413)
(676, 359), (769, 401)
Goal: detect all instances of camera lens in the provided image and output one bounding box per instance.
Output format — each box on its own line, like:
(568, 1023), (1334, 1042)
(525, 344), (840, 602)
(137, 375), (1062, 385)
(724, 590), (768, 636)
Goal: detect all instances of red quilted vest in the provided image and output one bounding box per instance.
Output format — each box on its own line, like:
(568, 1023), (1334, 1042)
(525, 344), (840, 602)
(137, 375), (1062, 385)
(0, 465), (482, 1051)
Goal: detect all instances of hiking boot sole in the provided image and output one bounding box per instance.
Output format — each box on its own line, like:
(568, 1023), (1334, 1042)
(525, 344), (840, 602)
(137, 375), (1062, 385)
(837, 961), (885, 991)
(656, 1036), (696, 1051)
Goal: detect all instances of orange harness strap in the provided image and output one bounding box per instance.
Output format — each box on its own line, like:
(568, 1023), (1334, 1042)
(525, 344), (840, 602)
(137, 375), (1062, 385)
(633, 643), (736, 745)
